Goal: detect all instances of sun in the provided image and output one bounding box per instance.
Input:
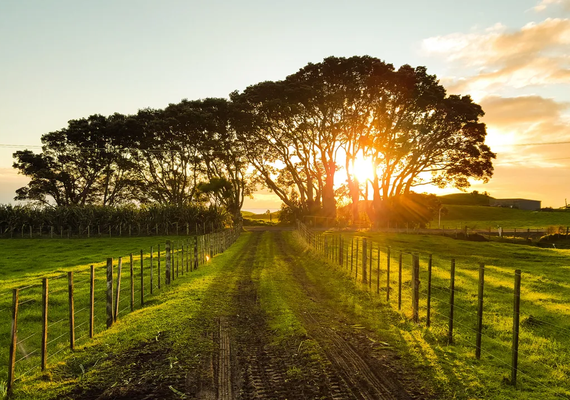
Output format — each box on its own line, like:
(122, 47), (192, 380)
(352, 155), (375, 183)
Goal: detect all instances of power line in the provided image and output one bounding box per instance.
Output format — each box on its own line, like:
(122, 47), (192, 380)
(493, 141), (570, 147)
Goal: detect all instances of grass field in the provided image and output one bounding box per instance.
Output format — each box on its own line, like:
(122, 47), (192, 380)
(3, 217), (570, 399)
(307, 226), (570, 399)
(438, 204), (570, 230)
(0, 233), (232, 394)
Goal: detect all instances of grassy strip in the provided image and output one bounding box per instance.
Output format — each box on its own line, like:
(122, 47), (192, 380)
(313, 229), (570, 399)
(440, 205), (570, 229)
(0, 235), (194, 285)
(0, 236), (201, 384)
(9, 233), (251, 399)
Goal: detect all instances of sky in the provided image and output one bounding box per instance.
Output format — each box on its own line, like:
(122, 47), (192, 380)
(1, 0), (569, 210)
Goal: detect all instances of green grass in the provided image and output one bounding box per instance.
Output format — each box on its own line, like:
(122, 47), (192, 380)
(11, 231), (247, 399)
(311, 228), (570, 399)
(438, 205), (570, 230)
(0, 233), (227, 393)
(5, 221), (570, 399)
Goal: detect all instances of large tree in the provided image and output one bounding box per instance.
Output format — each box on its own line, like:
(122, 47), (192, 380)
(232, 56), (395, 220)
(196, 98), (254, 222)
(13, 114), (135, 206)
(233, 56), (494, 224)
(361, 64), (495, 224)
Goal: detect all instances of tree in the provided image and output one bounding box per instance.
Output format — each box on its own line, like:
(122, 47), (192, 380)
(232, 56), (393, 220)
(127, 103), (208, 206)
(13, 114), (135, 206)
(361, 65), (495, 224)
(198, 98), (255, 223)
(231, 80), (321, 218)
(126, 98), (254, 221)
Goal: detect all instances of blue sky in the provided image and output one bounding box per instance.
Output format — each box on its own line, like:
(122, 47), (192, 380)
(1, 0), (569, 208)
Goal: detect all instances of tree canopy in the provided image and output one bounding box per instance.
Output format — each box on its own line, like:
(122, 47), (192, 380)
(13, 55), (495, 226)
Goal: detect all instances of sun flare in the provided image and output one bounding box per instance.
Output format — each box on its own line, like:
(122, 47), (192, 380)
(352, 156), (375, 183)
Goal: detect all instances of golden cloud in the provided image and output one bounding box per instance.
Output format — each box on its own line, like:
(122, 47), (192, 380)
(478, 96), (570, 168)
(422, 18), (570, 93)
(533, 0), (570, 12)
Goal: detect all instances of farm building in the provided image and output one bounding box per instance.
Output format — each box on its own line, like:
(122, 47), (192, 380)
(490, 198), (541, 211)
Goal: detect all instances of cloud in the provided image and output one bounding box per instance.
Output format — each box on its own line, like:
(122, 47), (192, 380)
(422, 18), (570, 93)
(478, 95), (570, 167)
(533, 0), (570, 12)
(481, 95), (568, 126)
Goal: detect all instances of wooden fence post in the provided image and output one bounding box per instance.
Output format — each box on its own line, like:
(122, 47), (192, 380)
(130, 254), (134, 312)
(412, 254), (420, 323)
(511, 269), (522, 386)
(8, 288), (19, 394)
(41, 278), (48, 370)
(448, 259), (456, 344)
(106, 258), (113, 328)
(476, 263), (485, 359)
(355, 239), (359, 281)
(150, 247), (154, 295)
(140, 250), (144, 306)
(386, 247), (391, 302)
(398, 252), (403, 310)
(369, 242), (373, 289)
(89, 265), (94, 338)
(68, 271), (75, 350)
(362, 238), (368, 284)
(376, 246), (381, 294)
(177, 242), (180, 278)
(350, 238), (354, 274)
(114, 258), (122, 321)
(194, 236), (198, 270)
(166, 240), (171, 284)
(158, 244), (161, 289)
(427, 255), (432, 327)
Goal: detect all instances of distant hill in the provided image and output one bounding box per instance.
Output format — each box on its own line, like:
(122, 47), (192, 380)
(438, 193), (494, 206)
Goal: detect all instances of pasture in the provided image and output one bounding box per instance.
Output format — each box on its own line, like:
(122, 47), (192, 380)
(439, 204), (570, 230)
(2, 209), (570, 399)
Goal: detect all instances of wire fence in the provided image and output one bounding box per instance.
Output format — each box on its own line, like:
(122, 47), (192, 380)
(295, 220), (570, 395)
(0, 224), (242, 393)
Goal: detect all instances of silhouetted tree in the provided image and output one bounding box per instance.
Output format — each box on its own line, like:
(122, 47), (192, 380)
(13, 114), (135, 206)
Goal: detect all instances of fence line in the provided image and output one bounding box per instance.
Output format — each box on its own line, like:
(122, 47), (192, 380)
(294, 220), (563, 390)
(3, 224), (242, 394)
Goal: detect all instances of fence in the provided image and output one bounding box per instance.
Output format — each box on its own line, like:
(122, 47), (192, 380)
(0, 221), (226, 239)
(294, 221), (568, 393)
(2, 225), (241, 394)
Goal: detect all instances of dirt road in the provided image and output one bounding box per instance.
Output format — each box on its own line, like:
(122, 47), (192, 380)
(61, 230), (434, 399)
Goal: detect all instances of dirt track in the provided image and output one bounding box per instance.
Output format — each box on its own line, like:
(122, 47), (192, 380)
(62, 230), (433, 399)
(208, 231), (427, 399)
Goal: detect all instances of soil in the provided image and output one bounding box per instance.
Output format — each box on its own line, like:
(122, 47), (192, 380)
(57, 230), (436, 399)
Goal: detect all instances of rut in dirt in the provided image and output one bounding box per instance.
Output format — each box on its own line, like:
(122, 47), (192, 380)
(209, 230), (423, 400)
(271, 230), (422, 400)
(220, 231), (315, 399)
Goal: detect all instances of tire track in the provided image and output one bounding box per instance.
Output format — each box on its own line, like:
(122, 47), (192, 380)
(273, 231), (416, 400)
(219, 231), (294, 399)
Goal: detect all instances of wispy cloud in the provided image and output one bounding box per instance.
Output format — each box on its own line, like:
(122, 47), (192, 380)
(479, 95), (570, 167)
(533, 0), (570, 12)
(422, 18), (570, 95)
